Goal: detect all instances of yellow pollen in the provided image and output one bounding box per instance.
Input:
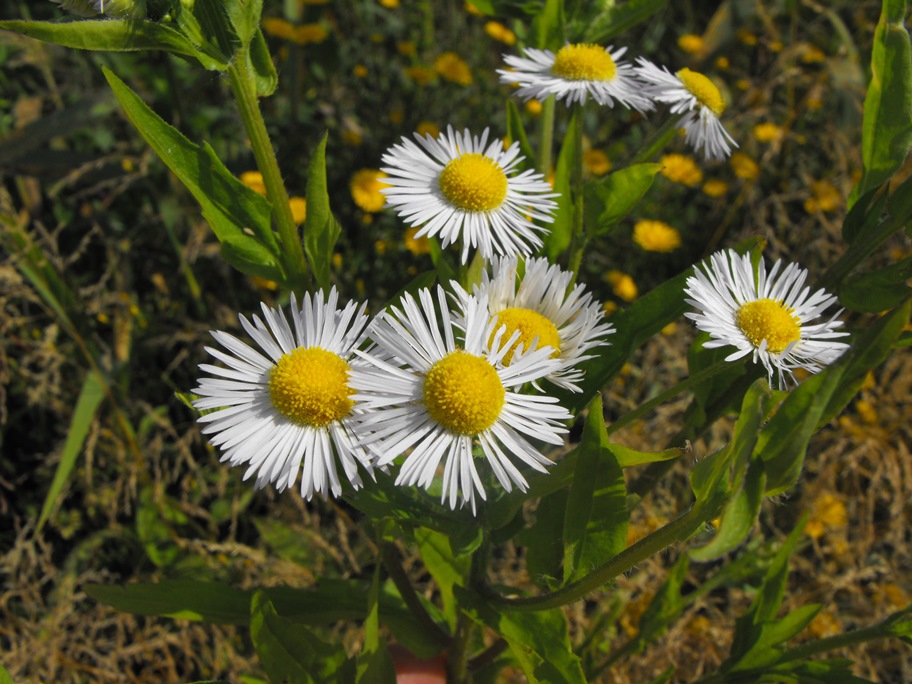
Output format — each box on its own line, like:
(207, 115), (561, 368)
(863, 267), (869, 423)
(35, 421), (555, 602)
(551, 43), (617, 81)
(677, 68), (725, 116)
(268, 347), (354, 427)
(438, 153), (508, 212)
(735, 299), (801, 354)
(423, 350), (505, 435)
(490, 308), (561, 365)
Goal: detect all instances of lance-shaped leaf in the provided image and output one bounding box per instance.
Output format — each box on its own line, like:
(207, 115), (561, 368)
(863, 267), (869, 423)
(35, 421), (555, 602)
(542, 108), (579, 260)
(0, 19), (226, 69)
(581, 0), (668, 44)
(505, 99), (537, 168)
(849, 0), (912, 207)
(457, 589), (587, 684)
(415, 528), (468, 630)
(303, 133), (341, 291)
(356, 564), (396, 683)
(101, 68), (284, 282)
(563, 394), (628, 585)
(584, 164), (661, 238)
(839, 257), (912, 312)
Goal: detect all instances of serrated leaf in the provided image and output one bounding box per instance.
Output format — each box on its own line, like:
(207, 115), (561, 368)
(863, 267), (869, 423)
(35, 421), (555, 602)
(0, 19), (226, 69)
(302, 133), (340, 290)
(584, 164), (661, 237)
(37, 369), (105, 532)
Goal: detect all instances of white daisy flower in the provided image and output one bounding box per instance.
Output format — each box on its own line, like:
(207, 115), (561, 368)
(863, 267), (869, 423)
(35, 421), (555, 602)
(684, 249), (850, 387)
(634, 59), (738, 160)
(380, 125), (558, 264)
(350, 286), (571, 513)
(498, 43), (653, 111)
(192, 289), (376, 501)
(454, 256), (614, 392)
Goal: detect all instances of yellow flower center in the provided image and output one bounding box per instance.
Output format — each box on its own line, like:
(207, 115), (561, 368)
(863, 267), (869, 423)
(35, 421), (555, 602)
(735, 298), (801, 354)
(490, 307), (561, 365)
(438, 153), (508, 212)
(423, 350), (505, 435)
(551, 43), (617, 81)
(677, 68), (725, 116)
(268, 347), (354, 427)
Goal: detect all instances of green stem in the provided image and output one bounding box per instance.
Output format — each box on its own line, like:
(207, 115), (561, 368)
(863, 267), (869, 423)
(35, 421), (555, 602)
(607, 360), (742, 436)
(630, 114), (682, 165)
(777, 615), (906, 663)
(380, 543), (450, 648)
(226, 49), (310, 288)
(566, 103), (586, 278)
(536, 95), (556, 177)
(487, 501), (713, 611)
(448, 536), (488, 682)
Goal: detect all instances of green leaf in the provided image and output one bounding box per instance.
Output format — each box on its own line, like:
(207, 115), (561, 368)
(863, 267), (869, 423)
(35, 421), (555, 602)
(37, 369), (105, 532)
(250, 590), (346, 684)
(415, 528), (468, 630)
(839, 257), (912, 312)
(356, 564), (396, 684)
(248, 29), (279, 97)
(0, 19), (226, 69)
(520, 488), (567, 590)
(0, 662), (14, 684)
(533, 0), (565, 50)
(755, 366), (846, 496)
(506, 100), (537, 170)
(690, 462), (765, 562)
(135, 487), (187, 568)
(303, 133), (341, 290)
(101, 68), (284, 282)
(627, 554), (689, 653)
(543, 108), (580, 260)
(563, 394), (628, 585)
(225, 0), (263, 45)
(605, 443), (682, 468)
(848, 0), (912, 206)
(458, 590), (587, 684)
(176, 0), (240, 66)
(85, 580), (252, 624)
(584, 164), (662, 237)
(581, 0), (668, 44)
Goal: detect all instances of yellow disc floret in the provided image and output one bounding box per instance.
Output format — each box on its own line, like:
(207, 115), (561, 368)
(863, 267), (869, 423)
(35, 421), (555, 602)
(676, 68), (726, 116)
(423, 350), (505, 435)
(269, 347), (354, 427)
(551, 43), (617, 81)
(438, 153), (508, 212)
(491, 307), (561, 365)
(735, 298), (801, 354)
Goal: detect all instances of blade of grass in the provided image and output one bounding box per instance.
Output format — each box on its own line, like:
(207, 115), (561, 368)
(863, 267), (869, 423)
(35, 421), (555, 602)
(37, 370), (105, 531)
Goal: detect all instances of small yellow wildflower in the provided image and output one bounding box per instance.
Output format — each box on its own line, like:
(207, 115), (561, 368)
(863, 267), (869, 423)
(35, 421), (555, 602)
(353, 64), (368, 78)
(770, 40), (784, 52)
(602, 300), (619, 317)
(805, 492), (848, 540)
(753, 122), (782, 143)
(464, 2), (483, 15)
(240, 170), (267, 196)
(735, 78), (751, 91)
(332, 253), (343, 270)
(801, 45), (826, 63)
(524, 99), (543, 116)
(375, 240), (389, 255)
(416, 121), (440, 138)
(715, 56), (730, 70)
(249, 276), (279, 291)
(397, 41), (416, 56)
(702, 179), (729, 197)
(289, 196), (307, 224)
(660, 153), (703, 187)
(605, 270), (638, 302)
(583, 149), (611, 176)
(379, 0), (399, 8)
(854, 399), (878, 424)
(736, 28), (758, 46)
(350, 169), (390, 213)
(730, 152), (759, 180)
(292, 23), (328, 44)
(808, 611), (841, 639)
(261, 17), (296, 41)
(677, 34), (704, 54)
(434, 51), (473, 86)
(804, 180), (841, 214)
(661, 322), (678, 335)
(484, 21), (516, 45)
(405, 66), (436, 86)
(633, 220), (682, 253)
(404, 226), (431, 255)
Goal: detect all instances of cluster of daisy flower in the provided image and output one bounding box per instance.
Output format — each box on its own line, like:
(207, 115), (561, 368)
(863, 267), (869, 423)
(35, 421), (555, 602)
(193, 40), (850, 512)
(194, 258), (611, 512)
(498, 42), (738, 160)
